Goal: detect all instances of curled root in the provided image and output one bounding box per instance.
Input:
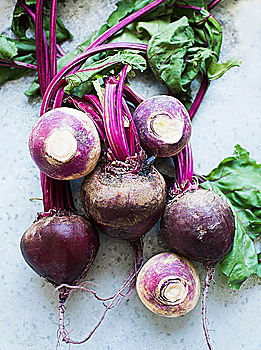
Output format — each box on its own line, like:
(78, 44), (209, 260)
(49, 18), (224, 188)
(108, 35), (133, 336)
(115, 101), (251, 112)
(202, 265), (215, 350)
(56, 238), (143, 345)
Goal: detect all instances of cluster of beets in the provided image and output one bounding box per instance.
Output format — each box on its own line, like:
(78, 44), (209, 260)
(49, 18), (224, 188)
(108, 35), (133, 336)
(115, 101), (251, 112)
(19, 1), (235, 349)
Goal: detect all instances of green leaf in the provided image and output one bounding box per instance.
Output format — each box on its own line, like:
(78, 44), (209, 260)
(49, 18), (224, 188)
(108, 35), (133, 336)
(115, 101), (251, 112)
(147, 17), (195, 97)
(25, 0), (37, 4)
(43, 10), (73, 44)
(221, 218), (258, 290)
(200, 145), (261, 289)
(136, 16), (171, 38)
(9, 38), (36, 54)
(0, 54), (34, 85)
(107, 0), (175, 27)
(24, 79), (39, 97)
(0, 36), (18, 60)
(11, 3), (32, 38)
(64, 50), (147, 95)
(107, 0), (137, 27)
(208, 57), (242, 80)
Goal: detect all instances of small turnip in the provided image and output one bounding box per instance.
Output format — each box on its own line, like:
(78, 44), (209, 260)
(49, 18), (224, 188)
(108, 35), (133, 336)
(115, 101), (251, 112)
(133, 95), (192, 157)
(136, 252), (200, 317)
(29, 107), (101, 180)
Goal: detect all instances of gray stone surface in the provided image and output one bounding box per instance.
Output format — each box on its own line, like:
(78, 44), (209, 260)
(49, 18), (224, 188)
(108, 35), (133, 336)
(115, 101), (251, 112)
(0, 0), (260, 349)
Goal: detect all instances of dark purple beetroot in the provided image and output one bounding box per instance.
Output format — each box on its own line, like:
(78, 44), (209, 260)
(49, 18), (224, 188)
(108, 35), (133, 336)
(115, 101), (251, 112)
(133, 95), (192, 157)
(161, 189), (235, 264)
(20, 214), (99, 285)
(81, 166), (167, 240)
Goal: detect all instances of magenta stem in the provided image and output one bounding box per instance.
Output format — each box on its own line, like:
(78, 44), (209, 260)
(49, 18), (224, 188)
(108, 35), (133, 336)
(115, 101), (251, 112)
(83, 95), (103, 116)
(34, 0), (75, 213)
(104, 80), (122, 159)
(40, 42), (147, 115)
(50, 0), (58, 77)
(123, 84), (144, 106)
(19, 0), (36, 21)
(65, 0), (164, 78)
(174, 3), (220, 26)
(19, 0), (65, 58)
(208, 0), (223, 11)
(85, 0), (167, 51)
(122, 98), (141, 154)
(35, 0), (50, 95)
(189, 75), (209, 119)
(0, 59), (37, 70)
(67, 96), (106, 141)
(116, 65), (130, 158)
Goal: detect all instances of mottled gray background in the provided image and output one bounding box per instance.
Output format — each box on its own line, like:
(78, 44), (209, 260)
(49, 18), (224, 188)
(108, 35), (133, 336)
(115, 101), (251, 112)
(0, 0), (260, 349)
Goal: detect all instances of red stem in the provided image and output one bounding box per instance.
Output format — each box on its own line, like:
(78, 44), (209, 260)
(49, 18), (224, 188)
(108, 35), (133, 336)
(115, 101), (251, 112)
(50, 0), (58, 77)
(122, 98), (141, 154)
(189, 75), (209, 119)
(35, 0), (75, 213)
(67, 96), (106, 141)
(0, 59), (37, 70)
(104, 80), (122, 159)
(40, 42), (147, 115)
(116, 65), (130, 158)
(83, 95), (103, 115)
(208, 0), (223, 11)
(85, 0), (167, 51)
(19, 0), (65, 58)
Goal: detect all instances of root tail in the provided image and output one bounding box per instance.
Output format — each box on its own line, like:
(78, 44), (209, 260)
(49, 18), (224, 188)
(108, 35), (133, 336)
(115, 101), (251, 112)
(202, 265), (215, 350)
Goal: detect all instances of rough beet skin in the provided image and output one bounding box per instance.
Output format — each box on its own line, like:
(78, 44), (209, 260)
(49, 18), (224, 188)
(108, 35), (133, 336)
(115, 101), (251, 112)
(81, 166), (167, 240)
(161, 189), (235, 264)
(20, 214), (99, 285)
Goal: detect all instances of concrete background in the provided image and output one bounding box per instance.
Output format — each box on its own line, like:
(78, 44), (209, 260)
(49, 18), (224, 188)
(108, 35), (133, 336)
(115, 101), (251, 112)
(0, 0), (260, 349)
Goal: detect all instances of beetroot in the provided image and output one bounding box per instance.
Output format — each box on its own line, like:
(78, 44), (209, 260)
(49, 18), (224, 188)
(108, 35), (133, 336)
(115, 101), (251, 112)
(29, 107), (101, 180)
(81, 164), (167, 240)
(161, 189), (235, 264)
(133, 95), (192, 157)
(21, 214), (99, 285)
(136, 252), (200, 317)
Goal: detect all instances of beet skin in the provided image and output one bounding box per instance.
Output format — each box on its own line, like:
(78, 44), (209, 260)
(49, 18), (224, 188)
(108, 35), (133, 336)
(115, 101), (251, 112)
(20, 215), (99, 285)
(161, 189), (235, 264)
(81, 166), (167, 240)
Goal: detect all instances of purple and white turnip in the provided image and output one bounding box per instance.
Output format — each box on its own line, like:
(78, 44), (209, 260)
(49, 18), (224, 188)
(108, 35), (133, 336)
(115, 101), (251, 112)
(29, 107), (101, 180)
(136, 252), (200, 317)
(133, 95), (192, 157)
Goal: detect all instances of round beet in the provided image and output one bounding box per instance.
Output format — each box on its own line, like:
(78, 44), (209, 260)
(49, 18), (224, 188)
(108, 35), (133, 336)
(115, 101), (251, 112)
(161, 189), (235, 264)
(29, 107), (101, 180)
(20, 214), (99, 285)
(136, 252), (200, 317)
(133, 95), (192, 157)
(81, 165), (167, 240)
